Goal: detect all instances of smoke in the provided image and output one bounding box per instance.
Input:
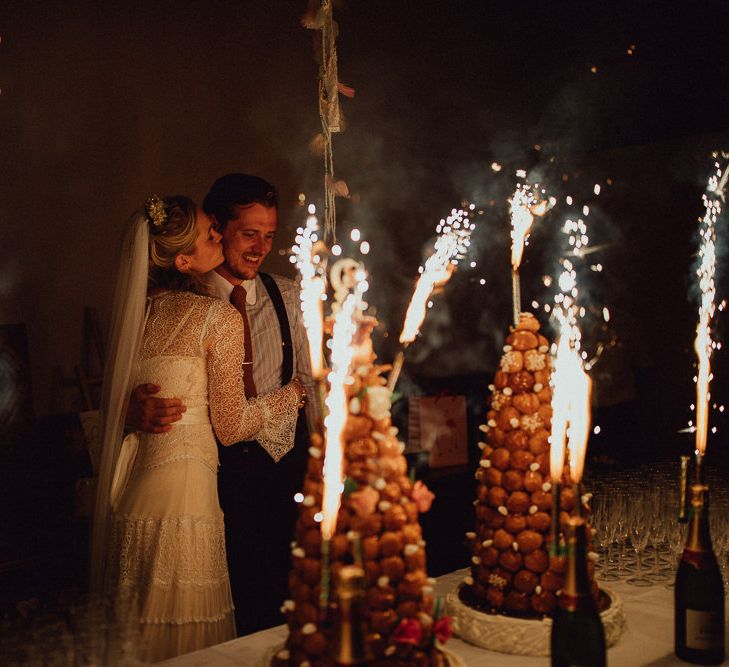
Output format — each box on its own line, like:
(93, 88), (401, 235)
(314, 68), (626, 379)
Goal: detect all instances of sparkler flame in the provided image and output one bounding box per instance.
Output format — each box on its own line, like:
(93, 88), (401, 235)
(549, 207), (593, 485)
(292, 207), (326, 377)
(510, 184), (536, 270)
(693, 162), (724, 456)
(509, 179), (553, 324)
(320, 274), (367, 540)
(566, 348), (592, 484)
(549, 332), (569, 483)
(550, 314), (593, 484)
(399, 209), (473, 344)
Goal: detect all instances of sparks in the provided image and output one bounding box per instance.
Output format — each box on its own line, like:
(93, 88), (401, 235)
(399, 209), (474, 344)
(694, 159), (726, 456)
(549, 200), (596, 485)
(292, 207), (326, 377)
(509, 178), (552, 324)
(510, 183), (537, 270)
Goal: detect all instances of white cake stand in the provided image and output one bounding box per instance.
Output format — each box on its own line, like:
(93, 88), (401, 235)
(445, 585), (626, 657)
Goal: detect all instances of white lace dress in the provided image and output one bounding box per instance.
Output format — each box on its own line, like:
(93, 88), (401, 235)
(106, 291), (300, 663)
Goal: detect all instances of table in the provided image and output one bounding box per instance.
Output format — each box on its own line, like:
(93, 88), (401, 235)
(163, 569), (728, 666)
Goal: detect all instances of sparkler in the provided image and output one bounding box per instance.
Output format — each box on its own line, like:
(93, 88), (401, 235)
(292, 204), (326, 378)
(509, 179), (552, 326)
(549, 208), (592, 550)
(549, 327), (567, 556)
(387, 208), (474, 392)
(693, 159), (726, 482)
(510, 183), (536, 326)
(319, 268), (367, 607)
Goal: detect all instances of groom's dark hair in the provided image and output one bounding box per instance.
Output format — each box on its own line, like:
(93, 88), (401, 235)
(203, 173), (278, 232)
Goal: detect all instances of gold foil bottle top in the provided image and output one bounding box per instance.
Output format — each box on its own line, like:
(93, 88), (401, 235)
(685, 483), (713, 554)
(564, 516), (587, 544)
(560, 516), (592, 604)
(689, 483), (709, 509)
(337, 564), (365, 600)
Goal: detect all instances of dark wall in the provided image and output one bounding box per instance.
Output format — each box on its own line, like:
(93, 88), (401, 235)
(0, 1), (321, 414)
(0, 0), (728, 621)
(1, 0), (728, 438)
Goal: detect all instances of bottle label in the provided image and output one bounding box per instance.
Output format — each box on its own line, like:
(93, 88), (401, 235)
(685, 609), (723, 650)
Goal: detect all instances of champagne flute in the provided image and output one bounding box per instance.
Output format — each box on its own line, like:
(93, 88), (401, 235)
(626, 493), (652, 587)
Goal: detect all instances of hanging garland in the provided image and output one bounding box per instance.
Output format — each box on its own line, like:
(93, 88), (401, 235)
(303, 0), (355, 243)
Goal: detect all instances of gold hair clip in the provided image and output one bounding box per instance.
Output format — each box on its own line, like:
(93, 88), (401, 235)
(145, 195), (167, 228)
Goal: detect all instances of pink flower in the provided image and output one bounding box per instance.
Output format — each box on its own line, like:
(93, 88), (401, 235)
(348, 485), (379, 517)
(434, 616), (453, 644)
(411, 481), (435, 513)
(393, 618), (422, 645)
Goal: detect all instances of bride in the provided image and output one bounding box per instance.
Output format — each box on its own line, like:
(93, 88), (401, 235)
(89, 195), (306, 662)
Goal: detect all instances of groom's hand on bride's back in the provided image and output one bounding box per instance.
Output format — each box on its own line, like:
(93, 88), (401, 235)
(125, 383), (187, 434)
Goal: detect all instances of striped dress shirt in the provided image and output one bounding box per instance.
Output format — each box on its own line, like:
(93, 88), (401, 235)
(206, 270), (319, 432)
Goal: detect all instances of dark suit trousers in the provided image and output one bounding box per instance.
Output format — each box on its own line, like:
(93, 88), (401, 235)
(217, 413), (308, 636)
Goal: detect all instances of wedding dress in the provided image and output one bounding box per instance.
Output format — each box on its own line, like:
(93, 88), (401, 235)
(105, 290), (300, 662)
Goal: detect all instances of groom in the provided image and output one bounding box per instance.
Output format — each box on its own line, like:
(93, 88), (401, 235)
(127, 174), (317, 635)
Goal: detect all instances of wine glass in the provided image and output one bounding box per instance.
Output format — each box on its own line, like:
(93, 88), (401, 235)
(646, 485), (671, 582)
(590, 485), (619, 582)
(611, 489), (634, 578)
(626, 492), (652, 586)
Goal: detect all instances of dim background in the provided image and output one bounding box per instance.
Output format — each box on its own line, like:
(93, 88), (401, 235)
(0, 0), (728, 612)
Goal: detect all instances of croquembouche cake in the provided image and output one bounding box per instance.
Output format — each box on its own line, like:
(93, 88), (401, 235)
(271, 317), (453, 666)
(463, 312), (601, 617)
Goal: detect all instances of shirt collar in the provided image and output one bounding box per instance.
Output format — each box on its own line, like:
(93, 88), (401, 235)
(207, 270), (257, 305)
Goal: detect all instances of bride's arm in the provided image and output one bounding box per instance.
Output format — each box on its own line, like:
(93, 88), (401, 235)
(206, 301), (301, 453)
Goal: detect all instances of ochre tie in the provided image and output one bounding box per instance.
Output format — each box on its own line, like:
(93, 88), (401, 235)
(230, 285), (257, 398)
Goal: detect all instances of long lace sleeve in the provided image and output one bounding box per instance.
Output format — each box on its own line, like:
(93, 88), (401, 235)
(205, 301), (301, 461)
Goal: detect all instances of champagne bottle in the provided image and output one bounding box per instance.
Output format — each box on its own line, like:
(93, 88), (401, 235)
(674, 483), (725, 665)
(331, 565), (371, 665)
(551, 516), (606, 667)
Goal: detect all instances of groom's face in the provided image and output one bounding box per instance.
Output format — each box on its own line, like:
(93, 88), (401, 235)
(220, 203), (277, 281)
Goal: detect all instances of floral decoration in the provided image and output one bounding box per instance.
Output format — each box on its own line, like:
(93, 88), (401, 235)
(392, 618), (422, 645)
(349, 485), (379, 517)
(411, 480), (435, 513)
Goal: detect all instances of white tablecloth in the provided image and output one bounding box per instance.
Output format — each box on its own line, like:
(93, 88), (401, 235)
(164, 568), (727, 666)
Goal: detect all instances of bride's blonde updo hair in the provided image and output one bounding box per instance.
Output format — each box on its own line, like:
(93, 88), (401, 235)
(144, 195), (208, 295)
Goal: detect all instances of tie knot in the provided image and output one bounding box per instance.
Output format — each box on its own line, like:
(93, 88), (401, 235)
(230, 285), (247, 310)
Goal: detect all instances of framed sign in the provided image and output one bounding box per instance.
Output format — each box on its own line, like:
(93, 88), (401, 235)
(408, 395), (468, 468)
